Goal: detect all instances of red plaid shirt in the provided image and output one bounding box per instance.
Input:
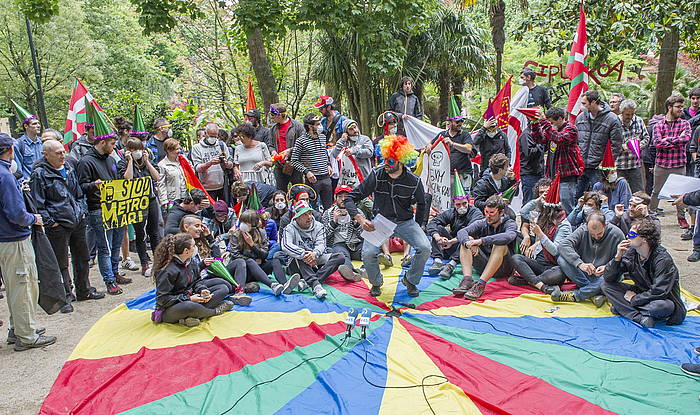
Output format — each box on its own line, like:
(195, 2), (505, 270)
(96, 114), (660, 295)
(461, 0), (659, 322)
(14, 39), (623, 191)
(531, 119), (583, 178)
(653, 117), (691, 169)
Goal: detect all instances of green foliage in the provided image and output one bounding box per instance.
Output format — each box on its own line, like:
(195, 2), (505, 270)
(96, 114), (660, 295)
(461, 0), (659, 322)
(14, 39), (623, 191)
(129, 0), (203, 35)
(166, 102), (199, 148)
(15, 0), (59, 23)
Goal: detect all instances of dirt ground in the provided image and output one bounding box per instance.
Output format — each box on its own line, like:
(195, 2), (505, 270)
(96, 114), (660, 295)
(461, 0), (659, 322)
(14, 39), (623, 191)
(1, 204), (700, 414)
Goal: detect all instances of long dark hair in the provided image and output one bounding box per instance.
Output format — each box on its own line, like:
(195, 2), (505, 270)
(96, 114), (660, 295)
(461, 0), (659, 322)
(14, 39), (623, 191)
(236, 210), (262, 250)
(537, 204), (565, 234)
(153, 233), (194, 275)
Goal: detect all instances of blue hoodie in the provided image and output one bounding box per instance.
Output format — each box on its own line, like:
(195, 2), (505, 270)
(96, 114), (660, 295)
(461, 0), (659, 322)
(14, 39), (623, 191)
(0, 159), (36, 241)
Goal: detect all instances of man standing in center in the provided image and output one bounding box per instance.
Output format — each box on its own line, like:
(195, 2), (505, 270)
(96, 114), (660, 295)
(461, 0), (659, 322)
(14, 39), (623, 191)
(346, 135), (430, 297)
(290, 114), (333, 210)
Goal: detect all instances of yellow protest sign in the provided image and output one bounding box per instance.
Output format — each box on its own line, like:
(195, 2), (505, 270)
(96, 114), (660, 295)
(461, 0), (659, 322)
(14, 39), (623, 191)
(100, 177), (152, 229)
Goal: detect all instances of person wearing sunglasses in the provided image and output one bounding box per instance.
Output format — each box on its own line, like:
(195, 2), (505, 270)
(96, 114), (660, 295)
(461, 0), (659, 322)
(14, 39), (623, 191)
(601, 218), (686, 328)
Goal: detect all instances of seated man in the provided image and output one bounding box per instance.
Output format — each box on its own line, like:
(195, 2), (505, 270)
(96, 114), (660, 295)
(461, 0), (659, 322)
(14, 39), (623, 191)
(554, 210), (625, 306)
(426, 172), (483, 279)
(280, 200), (344, 300)
(602, 218), (686, 328)
(472, 153), (517, 213)
(453, 195), (517, 300)
(610, 191), (661, 235)
(164, 189), (209, 235)
(203, 200), (236, 247)
(279, 184), (322, 232)
(322, 185), (364, 282)
(231, 180), (276, 209)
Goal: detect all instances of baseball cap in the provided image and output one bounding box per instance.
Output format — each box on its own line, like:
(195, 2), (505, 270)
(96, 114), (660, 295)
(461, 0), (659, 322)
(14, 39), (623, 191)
(0, 133), (13, 153)
(313, 96), (334, 109)
(334, 185), (353, 195)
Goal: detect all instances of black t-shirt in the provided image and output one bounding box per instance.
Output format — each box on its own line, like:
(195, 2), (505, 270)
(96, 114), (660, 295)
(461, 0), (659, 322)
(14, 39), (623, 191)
(432, 129), (476, 173)
(527, 85), (552, 109)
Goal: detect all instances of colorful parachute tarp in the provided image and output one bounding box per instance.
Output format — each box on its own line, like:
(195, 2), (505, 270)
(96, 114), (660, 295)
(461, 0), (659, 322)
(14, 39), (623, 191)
(41, 256), (700, 414)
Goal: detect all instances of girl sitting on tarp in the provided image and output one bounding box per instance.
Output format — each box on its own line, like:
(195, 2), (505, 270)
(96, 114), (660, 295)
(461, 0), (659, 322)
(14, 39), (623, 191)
(152, 233), (235, 327)
(226, 210), (301, 297)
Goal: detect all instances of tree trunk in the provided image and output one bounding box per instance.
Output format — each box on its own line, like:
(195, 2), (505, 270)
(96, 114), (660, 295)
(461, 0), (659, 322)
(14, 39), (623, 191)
(652, 29), (679, 115)
(245, 28), (278, 120)
(356, 51), (372, 139)
(490, 0), (506, 93)
(437, 66), (450, 125)
(452, 75), (465, 109)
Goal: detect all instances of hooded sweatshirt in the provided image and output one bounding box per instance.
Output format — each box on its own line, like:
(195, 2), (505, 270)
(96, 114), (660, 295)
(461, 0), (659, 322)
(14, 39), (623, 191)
(280, 217), (326, 260)
(77, 146), (119, 211)
(559, 222), (625, 268)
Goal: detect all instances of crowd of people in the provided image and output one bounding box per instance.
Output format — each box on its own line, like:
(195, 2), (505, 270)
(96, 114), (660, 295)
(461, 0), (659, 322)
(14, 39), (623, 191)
(1, 72), (699, 375)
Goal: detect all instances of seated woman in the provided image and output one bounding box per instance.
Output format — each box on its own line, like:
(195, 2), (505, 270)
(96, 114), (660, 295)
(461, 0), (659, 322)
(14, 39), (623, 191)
(509, 185), (571, 294)
(266, 190), (288, 228)
(567, 191), (613, 228)
(227, 210), (300, 296)
(153, 233), (235, 328)
(519, 177), (552, 252)
(593, 169), (632, 211)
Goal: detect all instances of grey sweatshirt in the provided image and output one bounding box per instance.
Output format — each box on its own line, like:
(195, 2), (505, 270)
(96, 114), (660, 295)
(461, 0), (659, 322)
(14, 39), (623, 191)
(280, 218), (327, 260)
(559, 222), (625, 267)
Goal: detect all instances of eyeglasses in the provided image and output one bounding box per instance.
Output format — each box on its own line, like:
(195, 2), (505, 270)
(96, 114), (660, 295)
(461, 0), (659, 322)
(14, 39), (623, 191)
(627, 230), (638, 239)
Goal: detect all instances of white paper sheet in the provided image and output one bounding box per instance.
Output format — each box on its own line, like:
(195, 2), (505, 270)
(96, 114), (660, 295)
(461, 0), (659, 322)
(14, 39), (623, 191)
(361, 214), (397, 248)
(659, 174), (700, 199)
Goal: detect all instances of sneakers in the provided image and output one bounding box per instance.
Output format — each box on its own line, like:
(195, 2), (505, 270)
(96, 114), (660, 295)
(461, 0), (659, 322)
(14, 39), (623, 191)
(141, 264), (152, 277)
(681, 229), (694, 240)
(14, 334), (57, 351)
(214, 300), (235, 315)
(592, 295), (606, 308)
(244, 282), (260, 293)
(636, 316), (656, 328)
(121, 257), (140, 271)
(297, 279), (309, 292)
(452, 277), (474, 297)
(508, 275), (528, 286)
(680, 363), (700, 377)
(550, 287), (578, 302)
(116, 274), (132, 285)
(7, 327), (46, 344)
(439, 264), (455, 281)
(271, 282), (284, 296)
(282, 274), (301, 295)
(688, 250), (700, 262)
(401, 277), (419, 297)
(230, 292), (252, 306)
(678, 217), (690, 229)
(369, 285), (382, 297)
(313, 284), (327, 300)
(428, 260), (443, 275)
(338, 265), (362, 282)
(77, 287), (105, 301)
(401, 254), (414, 268)
(59, 303), (74, 314)
(106, 282), (123, 295)
(464, 281), (485, 300)
(540, 284), (557, 295)
(178, 317), (200, 327)
(378, 253), (393, 268)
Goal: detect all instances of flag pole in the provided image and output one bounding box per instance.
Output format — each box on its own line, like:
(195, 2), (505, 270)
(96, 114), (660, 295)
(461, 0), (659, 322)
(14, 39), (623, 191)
(25, 18), (48, 128)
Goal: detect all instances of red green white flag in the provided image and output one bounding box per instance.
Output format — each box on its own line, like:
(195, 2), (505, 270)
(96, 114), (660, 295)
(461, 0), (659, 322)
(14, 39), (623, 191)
(63, 79), (103, 145)
(565, 2), (589, 123)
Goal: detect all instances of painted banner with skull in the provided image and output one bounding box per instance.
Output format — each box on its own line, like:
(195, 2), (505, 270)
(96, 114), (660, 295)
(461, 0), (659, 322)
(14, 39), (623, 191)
(337, 149), (364, 188)
(427, 137), (451, 213)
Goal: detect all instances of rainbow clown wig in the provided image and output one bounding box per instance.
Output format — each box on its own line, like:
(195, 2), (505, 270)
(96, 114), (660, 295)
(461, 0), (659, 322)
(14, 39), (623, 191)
(378, 135), (418, 168)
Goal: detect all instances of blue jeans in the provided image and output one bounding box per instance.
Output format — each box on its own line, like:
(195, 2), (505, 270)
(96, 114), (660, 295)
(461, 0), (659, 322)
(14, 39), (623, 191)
(521, 174), (541, 204)
(560, 180), (578, 214)
(694, 212), (700, 250)
(576, 168), (600, 199)
(361, 219), (430, 286)
(557, 255), (602, 300)
(88, 210), (125, 284)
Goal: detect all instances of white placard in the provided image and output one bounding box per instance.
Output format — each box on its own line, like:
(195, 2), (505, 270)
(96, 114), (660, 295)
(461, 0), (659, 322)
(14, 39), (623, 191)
(361, 214), (397, 248)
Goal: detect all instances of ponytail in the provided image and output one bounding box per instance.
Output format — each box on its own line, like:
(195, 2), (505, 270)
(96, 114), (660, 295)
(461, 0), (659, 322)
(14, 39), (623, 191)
(153, 233), (193, 276)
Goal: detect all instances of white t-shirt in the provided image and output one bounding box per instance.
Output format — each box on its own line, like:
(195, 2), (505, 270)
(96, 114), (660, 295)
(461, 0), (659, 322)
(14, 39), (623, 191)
(234, 142), (271, 184)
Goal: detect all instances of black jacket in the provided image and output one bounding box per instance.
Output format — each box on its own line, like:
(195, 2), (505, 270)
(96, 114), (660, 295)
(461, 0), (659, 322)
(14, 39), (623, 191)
(473, 129), (511, 171)
(519, 127), (544, 176)
(346, 166), (426, 224)
(575, 102), (623, 168)
(427, 206), (483, 238)
(164, 202), (194, 235)
(604, 245), (686, 325)
(155, 257), (207, 310)
(683, 189), (700, 206)
(472, 174), (517, 211)
(77, 147), (119, 211)
(30, 159), (86, 228)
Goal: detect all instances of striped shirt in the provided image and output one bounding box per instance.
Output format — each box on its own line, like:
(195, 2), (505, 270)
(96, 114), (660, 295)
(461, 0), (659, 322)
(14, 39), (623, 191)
(617, 114), (649, 170)
(653, 117), (691, 169)
(290, 132), (331, 176)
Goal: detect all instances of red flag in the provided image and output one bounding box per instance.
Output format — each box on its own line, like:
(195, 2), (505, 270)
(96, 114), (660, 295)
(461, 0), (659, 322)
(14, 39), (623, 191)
(516, 107), (540, 121)
(491, 76), (513, 133)
(245, 76), (257, 112)
(178, 154), (215, 205)
(566, 2), (589, 123)
(482, 99), (495, 120)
